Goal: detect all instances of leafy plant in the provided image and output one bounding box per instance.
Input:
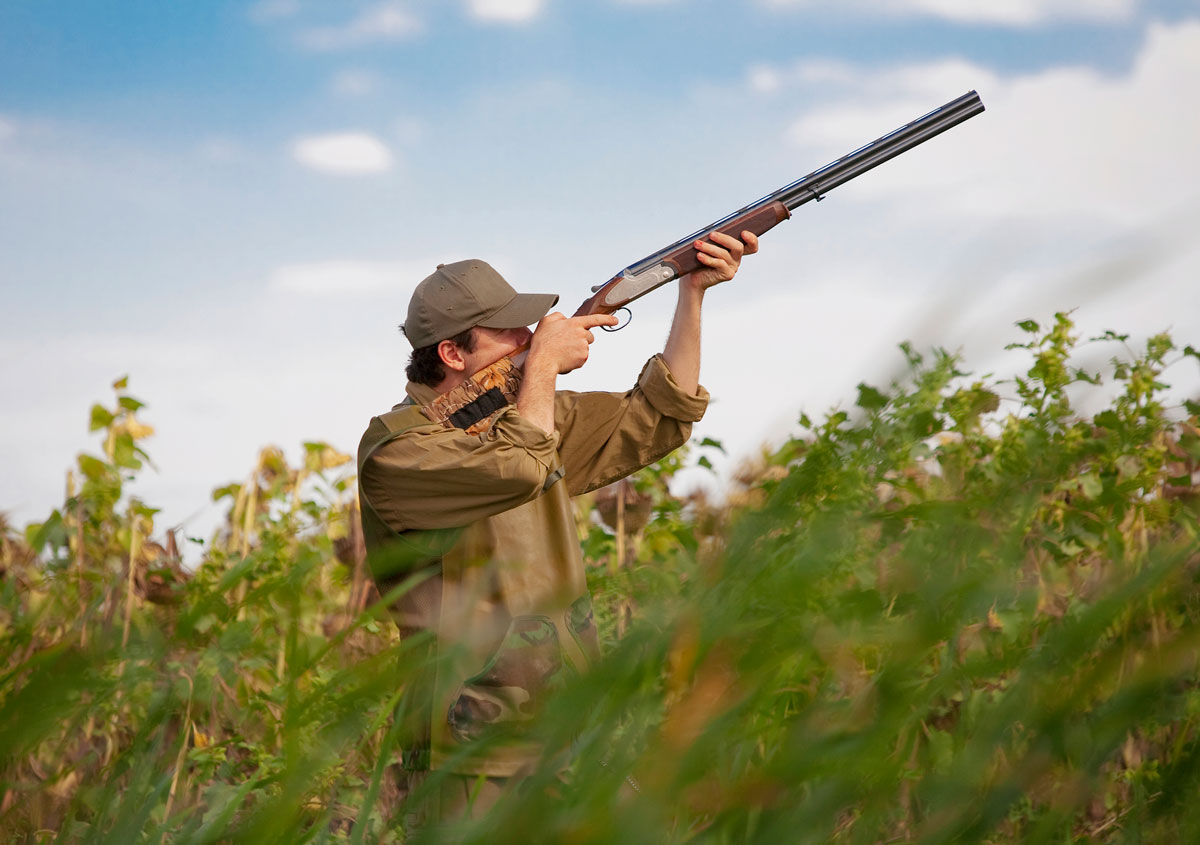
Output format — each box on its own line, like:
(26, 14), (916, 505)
(2, 314), (1199, 843)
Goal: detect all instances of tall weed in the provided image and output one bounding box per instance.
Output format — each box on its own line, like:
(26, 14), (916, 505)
(2, 314), (1199, 842)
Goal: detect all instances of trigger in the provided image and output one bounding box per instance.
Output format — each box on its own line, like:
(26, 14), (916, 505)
(601, 308), (632, 332)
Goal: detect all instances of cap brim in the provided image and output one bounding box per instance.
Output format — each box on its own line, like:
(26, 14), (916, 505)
(477, 292), (559, 329)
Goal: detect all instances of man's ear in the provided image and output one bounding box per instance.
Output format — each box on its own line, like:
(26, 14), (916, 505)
(438, 339), (467, 372)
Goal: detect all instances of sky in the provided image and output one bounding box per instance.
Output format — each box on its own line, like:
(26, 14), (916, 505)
(2, 0), (1199, 549)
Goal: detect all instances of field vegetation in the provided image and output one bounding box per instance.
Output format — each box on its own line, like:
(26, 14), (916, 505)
(3, 314), (1200, 843)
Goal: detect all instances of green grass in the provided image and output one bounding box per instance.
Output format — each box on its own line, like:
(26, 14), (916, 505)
(3, 313), (1200, 843)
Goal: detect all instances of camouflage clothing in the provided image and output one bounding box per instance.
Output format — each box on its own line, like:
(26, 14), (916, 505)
(358, 354), (708, 776)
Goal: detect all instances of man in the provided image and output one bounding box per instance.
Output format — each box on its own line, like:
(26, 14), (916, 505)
(357, 230), (757, 822)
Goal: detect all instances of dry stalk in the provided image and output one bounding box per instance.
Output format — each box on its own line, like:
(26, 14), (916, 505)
(121, 516), (143, 650)
(68, 471), (88, 648)
(229, 479), (248, 555)
(234, 457), (262, 621)
(276, 633), (287, 680)
(161, 673), (194, 841)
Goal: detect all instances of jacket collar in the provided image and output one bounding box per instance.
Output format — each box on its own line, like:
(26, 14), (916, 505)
(402, 380), (439, 408)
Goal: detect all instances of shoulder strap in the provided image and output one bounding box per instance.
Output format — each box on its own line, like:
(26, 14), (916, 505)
(358, 400), (428, 537)
(358, 400), (464, 578)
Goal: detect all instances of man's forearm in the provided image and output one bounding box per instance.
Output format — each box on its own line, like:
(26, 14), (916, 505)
(662, 283), (705, 395)
(516, 354), (558, 435)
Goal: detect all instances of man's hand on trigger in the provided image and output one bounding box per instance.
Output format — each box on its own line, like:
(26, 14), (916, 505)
(527, 312), (620, 375)
(683, 229), (760, 293)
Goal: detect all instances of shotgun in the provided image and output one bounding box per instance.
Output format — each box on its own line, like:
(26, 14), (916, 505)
(423, 90), (986, 433)
(574, 90), (985, 322)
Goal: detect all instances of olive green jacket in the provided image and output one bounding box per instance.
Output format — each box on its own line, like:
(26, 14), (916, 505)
(357, 354), (708, 776)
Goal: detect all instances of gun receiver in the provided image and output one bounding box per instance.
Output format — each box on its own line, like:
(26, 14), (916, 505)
(575, 90), (985, 318)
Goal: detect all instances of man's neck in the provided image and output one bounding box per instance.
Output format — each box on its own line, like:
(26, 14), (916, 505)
(432, 371), (466, 396)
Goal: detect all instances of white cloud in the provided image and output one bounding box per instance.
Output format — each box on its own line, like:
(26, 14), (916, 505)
(196, 136), (245, 162)
(747, 65), (783, 95)
(269, 259), (431, 294)
(393, 116), (427, 145)
(330, 69), (380, 97)
(291, 132), (394, 174)
(0, 115), (14, 142)
(298, 3), (421, 50)
(886, 0), (1134, 25)
(776, 21), (1200, 228)
(760, 0), (1138, 26)
(467, 0), (547, 24)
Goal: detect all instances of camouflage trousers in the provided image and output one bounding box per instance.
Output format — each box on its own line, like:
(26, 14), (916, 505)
(400, 770), (510, 834)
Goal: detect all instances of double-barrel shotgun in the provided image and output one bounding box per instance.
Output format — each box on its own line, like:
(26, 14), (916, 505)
(574, 89), (985, 322)
(424, 90), (986, 434)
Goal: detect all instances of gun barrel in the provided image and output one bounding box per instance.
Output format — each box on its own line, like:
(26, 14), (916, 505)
(621, 90), (984, 279)
(777, 90), (985, 211)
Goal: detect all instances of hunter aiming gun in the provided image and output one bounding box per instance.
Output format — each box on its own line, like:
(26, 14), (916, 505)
(424, 90), (986, 433)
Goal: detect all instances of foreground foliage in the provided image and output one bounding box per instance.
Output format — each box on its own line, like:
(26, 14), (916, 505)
(2, 314), (1200, 843)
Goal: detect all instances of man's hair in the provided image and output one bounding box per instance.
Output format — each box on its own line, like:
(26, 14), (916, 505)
(404, 328), (476, 387)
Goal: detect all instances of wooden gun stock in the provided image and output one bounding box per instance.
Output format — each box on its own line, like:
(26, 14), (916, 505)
(574, 201), (790, 318)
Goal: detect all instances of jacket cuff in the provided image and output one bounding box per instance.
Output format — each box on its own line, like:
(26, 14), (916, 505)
(488, 405), (562, 465)
(637, 354), (709, 423)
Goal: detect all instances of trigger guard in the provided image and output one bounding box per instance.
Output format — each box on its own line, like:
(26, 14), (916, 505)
(601, 308), (632, 332)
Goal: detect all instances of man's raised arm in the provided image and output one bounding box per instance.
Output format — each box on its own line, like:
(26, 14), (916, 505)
(662, 229), (759, 395)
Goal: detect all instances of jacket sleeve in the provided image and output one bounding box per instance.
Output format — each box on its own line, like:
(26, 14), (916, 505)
(554, 354), (710, 497)
(361, 406), (562, 531)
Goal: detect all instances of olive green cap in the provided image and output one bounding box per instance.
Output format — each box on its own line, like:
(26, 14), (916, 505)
(401, 259), (559, 349)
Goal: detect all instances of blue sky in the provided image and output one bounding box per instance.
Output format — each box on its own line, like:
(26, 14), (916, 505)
(2, 0), (1199, 546)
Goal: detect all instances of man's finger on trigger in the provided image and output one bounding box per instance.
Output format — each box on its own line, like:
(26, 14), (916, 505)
(578, 313), (618, 329)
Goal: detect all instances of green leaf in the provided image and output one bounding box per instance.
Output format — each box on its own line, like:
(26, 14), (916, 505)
(1016, 319), (1040, 333)
(29, 510), (67, 552)
(130, 500), (160, 518)
(1093, 410), (1121, 430)
(697, 456), (714, 471)
(212, 483), (242, 502)
(195, 780), (258, 838)
(117, 396), (145, 412)
(1079, 472), (1103, 499)
(855, 383), (889, 412)
(89, 404), (114, 432)
(111, 432), (142, 470)
(909, 410), (941, 438)
(78, 453), (108, 481)
(112, 375), (129, 390)
(699, 437), (725, 453)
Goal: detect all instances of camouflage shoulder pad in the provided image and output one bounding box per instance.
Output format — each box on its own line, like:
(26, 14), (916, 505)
(422, 356), (523, 435)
